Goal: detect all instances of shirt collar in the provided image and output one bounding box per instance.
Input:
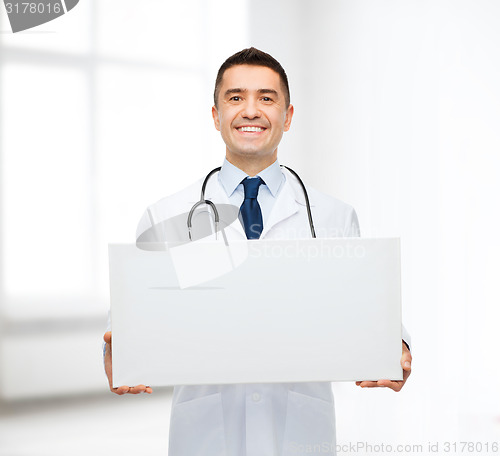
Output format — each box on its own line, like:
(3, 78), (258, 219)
(257, 159), (283, 197)
(218, 158), (284, 198)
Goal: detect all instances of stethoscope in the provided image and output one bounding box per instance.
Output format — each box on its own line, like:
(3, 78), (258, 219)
(187, 166), (316, 240)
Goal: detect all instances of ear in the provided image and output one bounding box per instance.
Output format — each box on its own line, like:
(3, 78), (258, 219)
(212, 105), (221, 131)
(283, 104), (294, 132)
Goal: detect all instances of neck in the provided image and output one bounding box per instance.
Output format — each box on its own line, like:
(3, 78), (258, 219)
(225, 153), (277, 177)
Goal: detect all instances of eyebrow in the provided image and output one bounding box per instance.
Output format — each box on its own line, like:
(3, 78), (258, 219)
(223, 88), (279, 98)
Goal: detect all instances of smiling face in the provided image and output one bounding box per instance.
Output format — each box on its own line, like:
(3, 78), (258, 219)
(212, 64), (294, 175)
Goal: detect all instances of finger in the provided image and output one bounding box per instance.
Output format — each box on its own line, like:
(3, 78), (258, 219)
(128, 385), (147, 395)
(129, 385), (154, 394)
(115, 385), (130, 395)
(377, 379), (402, 392)
(137, 385), (153, 394)
(111, 384), (153, 395)
(403, 369), (411, 383)
(357, 381), (380, 388)
(357, 379), (403, 390)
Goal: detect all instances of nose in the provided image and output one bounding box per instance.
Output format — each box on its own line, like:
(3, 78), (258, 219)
(241, 98), (261, 119)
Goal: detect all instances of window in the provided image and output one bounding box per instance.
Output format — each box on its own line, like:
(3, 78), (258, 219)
(0, 0), (249, 320)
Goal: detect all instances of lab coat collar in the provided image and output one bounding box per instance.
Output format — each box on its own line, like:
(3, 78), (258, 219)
(204, 173), (247, 240)
(204, 165), (315, 240)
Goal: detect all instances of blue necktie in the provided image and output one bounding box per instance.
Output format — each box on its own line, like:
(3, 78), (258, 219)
(240, 177), (264, 239)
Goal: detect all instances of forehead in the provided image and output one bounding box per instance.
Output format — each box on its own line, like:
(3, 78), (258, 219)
(220, 64), (283, 94)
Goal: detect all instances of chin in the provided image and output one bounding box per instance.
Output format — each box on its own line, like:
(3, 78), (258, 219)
(233, 149), (264, 157)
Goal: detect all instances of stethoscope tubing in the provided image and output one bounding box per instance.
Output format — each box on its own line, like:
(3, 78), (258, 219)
(187, 165), (316, 239)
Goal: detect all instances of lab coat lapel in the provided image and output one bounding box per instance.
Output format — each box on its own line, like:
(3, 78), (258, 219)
(204, 177), (247, 240)
(260, 178), (299, 239)
(199, 169), (302, 241)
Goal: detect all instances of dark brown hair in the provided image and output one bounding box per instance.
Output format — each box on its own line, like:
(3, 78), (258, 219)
(213, 47), (290, 108)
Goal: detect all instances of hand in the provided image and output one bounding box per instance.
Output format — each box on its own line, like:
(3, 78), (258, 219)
(355, 341), (412, 392)
(103, 331), (153, 395)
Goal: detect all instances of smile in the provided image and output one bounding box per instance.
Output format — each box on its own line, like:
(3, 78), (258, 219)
(237, 126), (266, 132)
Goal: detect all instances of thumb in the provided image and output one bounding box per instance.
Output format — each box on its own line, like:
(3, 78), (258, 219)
(103, 331), (112, 345)
(401, 353), (412, 371)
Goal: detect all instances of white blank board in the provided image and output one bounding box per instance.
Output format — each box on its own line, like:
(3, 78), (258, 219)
(109, 238), (402, 387)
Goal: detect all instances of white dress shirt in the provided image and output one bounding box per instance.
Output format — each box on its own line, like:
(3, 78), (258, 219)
(218, 157), (285, 228)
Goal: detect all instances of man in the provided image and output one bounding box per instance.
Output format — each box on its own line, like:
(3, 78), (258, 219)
(104, 47), (412, 456)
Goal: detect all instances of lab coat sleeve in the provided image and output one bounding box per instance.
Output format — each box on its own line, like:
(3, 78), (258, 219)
(136, 206), (154, 239)
(402, 325), (411, 352)
(345, 206), (360, 237)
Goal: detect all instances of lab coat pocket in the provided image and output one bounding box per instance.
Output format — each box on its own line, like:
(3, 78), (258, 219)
(168, 392), (226, 456)
(282, 390), (336, 456)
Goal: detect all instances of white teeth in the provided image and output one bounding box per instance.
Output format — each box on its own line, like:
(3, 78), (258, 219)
(238, 126), (264, 132)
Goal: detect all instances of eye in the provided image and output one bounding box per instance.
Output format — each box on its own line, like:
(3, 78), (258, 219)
(261, 97), (272, 102)
(230, 96), (241, 102)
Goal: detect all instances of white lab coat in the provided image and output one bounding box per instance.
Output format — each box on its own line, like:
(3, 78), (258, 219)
(136, 169), (409, 456)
